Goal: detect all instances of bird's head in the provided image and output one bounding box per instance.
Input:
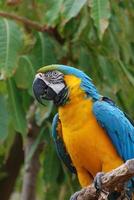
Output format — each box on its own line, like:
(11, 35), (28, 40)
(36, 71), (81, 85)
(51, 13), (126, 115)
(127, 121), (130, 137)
(33, 64), (101, 106)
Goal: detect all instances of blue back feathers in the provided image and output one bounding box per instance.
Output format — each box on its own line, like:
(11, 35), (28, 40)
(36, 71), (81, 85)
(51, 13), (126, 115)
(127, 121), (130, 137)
(93, 99), (134, 161)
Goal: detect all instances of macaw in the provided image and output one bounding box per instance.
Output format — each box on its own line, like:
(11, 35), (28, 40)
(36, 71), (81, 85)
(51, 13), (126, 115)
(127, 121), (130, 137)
(33, 64), (134, 199)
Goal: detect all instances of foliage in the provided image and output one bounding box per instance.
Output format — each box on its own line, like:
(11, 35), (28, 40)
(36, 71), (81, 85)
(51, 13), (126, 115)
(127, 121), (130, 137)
(0, 0), (133, 200)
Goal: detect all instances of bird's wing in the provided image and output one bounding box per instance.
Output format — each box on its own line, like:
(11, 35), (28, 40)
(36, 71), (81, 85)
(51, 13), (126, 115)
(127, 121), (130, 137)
(93, 97), (134, 160)
(52, 113), (76, 173)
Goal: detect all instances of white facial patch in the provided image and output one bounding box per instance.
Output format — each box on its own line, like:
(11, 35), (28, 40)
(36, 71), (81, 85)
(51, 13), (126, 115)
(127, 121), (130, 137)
(35, 73), (65, 94)
(48, 82), (65, 94)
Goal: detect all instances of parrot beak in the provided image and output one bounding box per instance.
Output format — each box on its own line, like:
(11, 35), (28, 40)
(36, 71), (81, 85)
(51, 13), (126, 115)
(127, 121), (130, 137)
(33, 76), (47, 105)
(33, 74), (58, 105)
(33, 72), (69, 106)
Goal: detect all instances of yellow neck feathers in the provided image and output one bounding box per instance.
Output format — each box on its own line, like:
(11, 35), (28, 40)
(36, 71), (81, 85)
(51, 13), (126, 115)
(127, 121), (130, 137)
(63, 75), (87, 104)
(58, 75), (93, 127)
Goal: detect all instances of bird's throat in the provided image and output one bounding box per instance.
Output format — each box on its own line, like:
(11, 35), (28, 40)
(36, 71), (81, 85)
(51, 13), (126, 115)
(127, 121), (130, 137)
(53, 86), (69, 106)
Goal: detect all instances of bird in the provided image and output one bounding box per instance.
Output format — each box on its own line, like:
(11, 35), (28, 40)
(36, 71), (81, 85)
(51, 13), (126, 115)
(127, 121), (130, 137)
(33, 64), (134, 199)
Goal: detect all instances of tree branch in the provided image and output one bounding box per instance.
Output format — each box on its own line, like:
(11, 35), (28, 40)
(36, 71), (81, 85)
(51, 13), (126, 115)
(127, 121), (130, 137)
(6, 0), (22, 6)
(21, 103), (45, 200)
(0, 134), (24, 200)
(0, 11), (65, 44)
(71, 159), (134, 200)
(0, 11), (47, 31)
(21, 123), (44, 200)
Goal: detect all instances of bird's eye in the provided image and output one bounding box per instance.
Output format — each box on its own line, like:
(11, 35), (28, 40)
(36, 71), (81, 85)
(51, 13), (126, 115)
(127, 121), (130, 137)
(52, 71), (58, 77)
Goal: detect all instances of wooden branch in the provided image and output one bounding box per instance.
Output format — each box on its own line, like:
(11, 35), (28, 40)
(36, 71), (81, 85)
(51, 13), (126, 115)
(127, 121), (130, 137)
(0, 11), (65, 44)
(6, 0), (22, 6)
(0, 11), (47, 32)
(71, 159), (134, 200)
(21, 124), (44, 200)
(0, 134), (24, 200)
(21, 103), (45, 200)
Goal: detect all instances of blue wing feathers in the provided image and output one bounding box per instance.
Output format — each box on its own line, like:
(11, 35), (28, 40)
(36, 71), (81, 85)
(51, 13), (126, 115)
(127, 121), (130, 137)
(52, 113), (59, 139)
(52, 98), (134, 187)
(93, 100), (134, 161)
(52, 114), (76, 173)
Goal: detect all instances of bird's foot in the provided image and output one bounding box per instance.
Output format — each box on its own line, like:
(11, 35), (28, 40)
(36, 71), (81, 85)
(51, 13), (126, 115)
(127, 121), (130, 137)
(94, 172), (109, 198)
(94, 172), (105, 192)
(70, 191), (80, 200)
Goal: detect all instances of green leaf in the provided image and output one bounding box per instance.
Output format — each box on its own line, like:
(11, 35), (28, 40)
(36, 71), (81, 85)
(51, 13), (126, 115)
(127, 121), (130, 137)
(14, 55), (35, 89)
(73, 7), (89, 41)
(0, 95), (9, 141)
(26, 127), (45, 163)
(21, 91), (31, 112)
(6, 79), (27, 135)
(43, 141), (61, 184)
(89, 0), (111, 39)
(30, 32), (58, 70)
(0, 80), (7, 94)
(35, 102), (53, 126)
(118, 60), (134, 87)
(43, 0), (63, 25)
(61, 0), (87, 24)
(42, 124), (60, 184)
(0, 19), (23, 78)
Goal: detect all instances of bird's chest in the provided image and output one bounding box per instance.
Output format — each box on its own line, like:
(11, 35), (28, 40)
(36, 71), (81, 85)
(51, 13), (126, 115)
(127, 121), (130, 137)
(58, 99), (103, 175)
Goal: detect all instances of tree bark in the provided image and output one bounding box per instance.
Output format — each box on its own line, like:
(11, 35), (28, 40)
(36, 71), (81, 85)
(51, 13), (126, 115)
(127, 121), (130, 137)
(0, 134), (24, 200)
(71, 159), (134, 200)
(21, 120), (44, 200)
(0, 11), (65, 44)
(6, 0), (22, 6)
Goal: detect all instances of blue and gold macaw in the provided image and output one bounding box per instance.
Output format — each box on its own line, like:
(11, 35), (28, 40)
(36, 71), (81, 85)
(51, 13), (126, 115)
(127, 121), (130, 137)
(33, 64), (134, 198)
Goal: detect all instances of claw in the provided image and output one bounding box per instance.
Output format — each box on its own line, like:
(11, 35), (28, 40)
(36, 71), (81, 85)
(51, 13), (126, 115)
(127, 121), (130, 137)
(94, 172), (105, 192)
(70, 191), (80, 200)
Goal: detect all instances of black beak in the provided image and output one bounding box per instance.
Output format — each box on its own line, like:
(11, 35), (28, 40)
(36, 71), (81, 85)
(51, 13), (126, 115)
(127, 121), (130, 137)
(33, 77), (48, 104)
(33, 77), (57, 105)
(33, 76), (68, 106)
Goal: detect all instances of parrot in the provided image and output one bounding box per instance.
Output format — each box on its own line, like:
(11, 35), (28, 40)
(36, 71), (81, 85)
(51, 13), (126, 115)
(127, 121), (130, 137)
(32, 64), (134, 199)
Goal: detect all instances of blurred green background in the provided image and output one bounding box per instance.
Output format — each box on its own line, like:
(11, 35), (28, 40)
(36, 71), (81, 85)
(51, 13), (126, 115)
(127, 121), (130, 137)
(0, 0), (134, 200)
